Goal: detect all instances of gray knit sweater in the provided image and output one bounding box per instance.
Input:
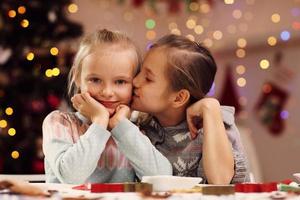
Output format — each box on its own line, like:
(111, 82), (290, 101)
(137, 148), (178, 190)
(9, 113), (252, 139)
(112, 106), (250, 183)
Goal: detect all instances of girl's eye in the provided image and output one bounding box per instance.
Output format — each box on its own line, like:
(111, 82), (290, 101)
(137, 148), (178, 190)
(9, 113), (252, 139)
(115, 80), (126, 85)
(89, 78), (101, 83)
(145, 77), (152, 82)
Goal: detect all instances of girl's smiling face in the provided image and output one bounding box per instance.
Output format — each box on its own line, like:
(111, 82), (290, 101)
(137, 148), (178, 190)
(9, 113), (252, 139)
(78, 46), (137, 116)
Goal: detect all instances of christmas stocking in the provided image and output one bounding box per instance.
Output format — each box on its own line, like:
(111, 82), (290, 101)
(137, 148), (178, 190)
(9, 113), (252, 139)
(255, 82), (289, 135)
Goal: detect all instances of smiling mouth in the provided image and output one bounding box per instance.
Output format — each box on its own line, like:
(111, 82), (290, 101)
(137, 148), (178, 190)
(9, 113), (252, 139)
(99, 101), (118, 108)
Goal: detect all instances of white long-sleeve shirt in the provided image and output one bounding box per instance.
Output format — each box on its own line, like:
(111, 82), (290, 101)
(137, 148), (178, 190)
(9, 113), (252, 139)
(42, 110), (172, 184)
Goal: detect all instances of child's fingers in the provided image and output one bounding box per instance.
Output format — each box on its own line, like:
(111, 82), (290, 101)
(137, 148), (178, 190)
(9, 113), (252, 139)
(186, 116), (197, 139)
(81, 92), (92, 102)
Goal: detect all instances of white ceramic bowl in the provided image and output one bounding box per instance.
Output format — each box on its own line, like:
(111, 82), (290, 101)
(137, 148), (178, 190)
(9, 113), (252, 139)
(293, 173), (300, 182)
(141, 175), (202, 192)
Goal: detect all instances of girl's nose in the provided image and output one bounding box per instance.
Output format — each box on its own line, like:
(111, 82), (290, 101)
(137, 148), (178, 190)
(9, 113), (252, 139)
(101, 85), (113, 97)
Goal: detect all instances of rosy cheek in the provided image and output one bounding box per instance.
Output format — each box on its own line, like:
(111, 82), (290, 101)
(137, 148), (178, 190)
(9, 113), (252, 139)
(87, 86), (99, 95)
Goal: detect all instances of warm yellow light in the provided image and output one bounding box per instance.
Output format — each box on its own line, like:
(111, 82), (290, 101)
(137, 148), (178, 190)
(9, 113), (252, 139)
(50, 47), (59, 56)
(236, 65), (246, 75)
(21, 19), (29, 28)
(171, 29), (181, 35)
(5, 107), (13, 115)
(271, 13), (281, 23)
(45, 69), (53, 77)
(237, 38), (247, 48)
(237, 77), (246, 87)
(260, 59), (270, 69)
(8, 128), (16, 136)
(186, 19), (196, 29)
(0, 120), (8, 128)
(194, 25), (204, 34)
(267, 36), (277, 46)
(224, 0), (234, 4)
(26, 52), (34, 61)
(236, 49), (246, 58)
(11, 151), (19, 159)
(186, 34), (195, 41)
(8, 10), (16, 18)
(52, 68), (60, 76)
(213, 30), (223, 40)
(168, 22), (177, 30)
(18, 6), (26, 14)
(68, 3), (78, 13)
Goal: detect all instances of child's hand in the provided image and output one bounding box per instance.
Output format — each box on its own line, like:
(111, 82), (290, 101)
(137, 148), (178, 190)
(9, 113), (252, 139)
(186, 98), (220, 139)
(71, 92), (109, 128)
(108, 105), (131, 130)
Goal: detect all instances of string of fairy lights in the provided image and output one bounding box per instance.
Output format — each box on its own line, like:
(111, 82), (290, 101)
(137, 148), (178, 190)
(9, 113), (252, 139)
(1, 2), (80, 161)
(1, 0), (299, 161)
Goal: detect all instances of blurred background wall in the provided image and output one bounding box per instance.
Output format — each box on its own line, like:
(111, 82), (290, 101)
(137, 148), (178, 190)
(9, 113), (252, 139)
(0, 0), (299, 182)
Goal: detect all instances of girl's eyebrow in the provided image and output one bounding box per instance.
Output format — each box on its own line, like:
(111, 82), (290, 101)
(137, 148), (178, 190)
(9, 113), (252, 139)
(114, 75), (132, 80)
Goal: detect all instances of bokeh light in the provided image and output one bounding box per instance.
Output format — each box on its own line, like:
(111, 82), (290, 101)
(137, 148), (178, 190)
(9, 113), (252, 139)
(194, 25), (204, 34)
(237, 77), (247, 87)
(21, 19), (29, 28)
(186, 19), (196, 29)
(213, 30), (223, 40)
(280, 31), (290, 41)
(237, 38), (247, 48)
(8, 10), (16, 18)
(236, 65), (246, 75)
(50, 47), (59, 56)
(52, 68), (60, 76)
(267, 36), (277, 46)
(224, 0), (235, 4)
(0, 120), (8, 128)
(26, 52), (34, 61)
(11, 151), (19, 159)
(68, 3), (78, 13)
(236, 49), (246, 58)
(146, 30), (156, 40)
(260, 59), (270, 69)
(271, 13), (281, 23)
(145, 19), (156, 29)
(18, 6), (26, 14)
(8, 128), (16, 136)
(5, 107), (13, 115)
(280, 110), (289, 119)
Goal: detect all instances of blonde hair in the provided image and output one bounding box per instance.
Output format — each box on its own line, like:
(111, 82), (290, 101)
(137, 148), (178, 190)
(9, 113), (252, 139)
(67, 29), (141, 98)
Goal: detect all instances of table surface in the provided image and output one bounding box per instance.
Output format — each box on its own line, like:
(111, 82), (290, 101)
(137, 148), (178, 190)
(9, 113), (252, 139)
(0, 183), (300, 200)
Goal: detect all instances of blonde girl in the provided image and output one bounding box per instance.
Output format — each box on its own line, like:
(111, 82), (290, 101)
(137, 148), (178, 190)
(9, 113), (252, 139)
(42, 29), (172, 184)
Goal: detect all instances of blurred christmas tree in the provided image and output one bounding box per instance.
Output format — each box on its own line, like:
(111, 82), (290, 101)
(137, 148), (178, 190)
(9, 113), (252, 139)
(0, 0), (82, 173)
